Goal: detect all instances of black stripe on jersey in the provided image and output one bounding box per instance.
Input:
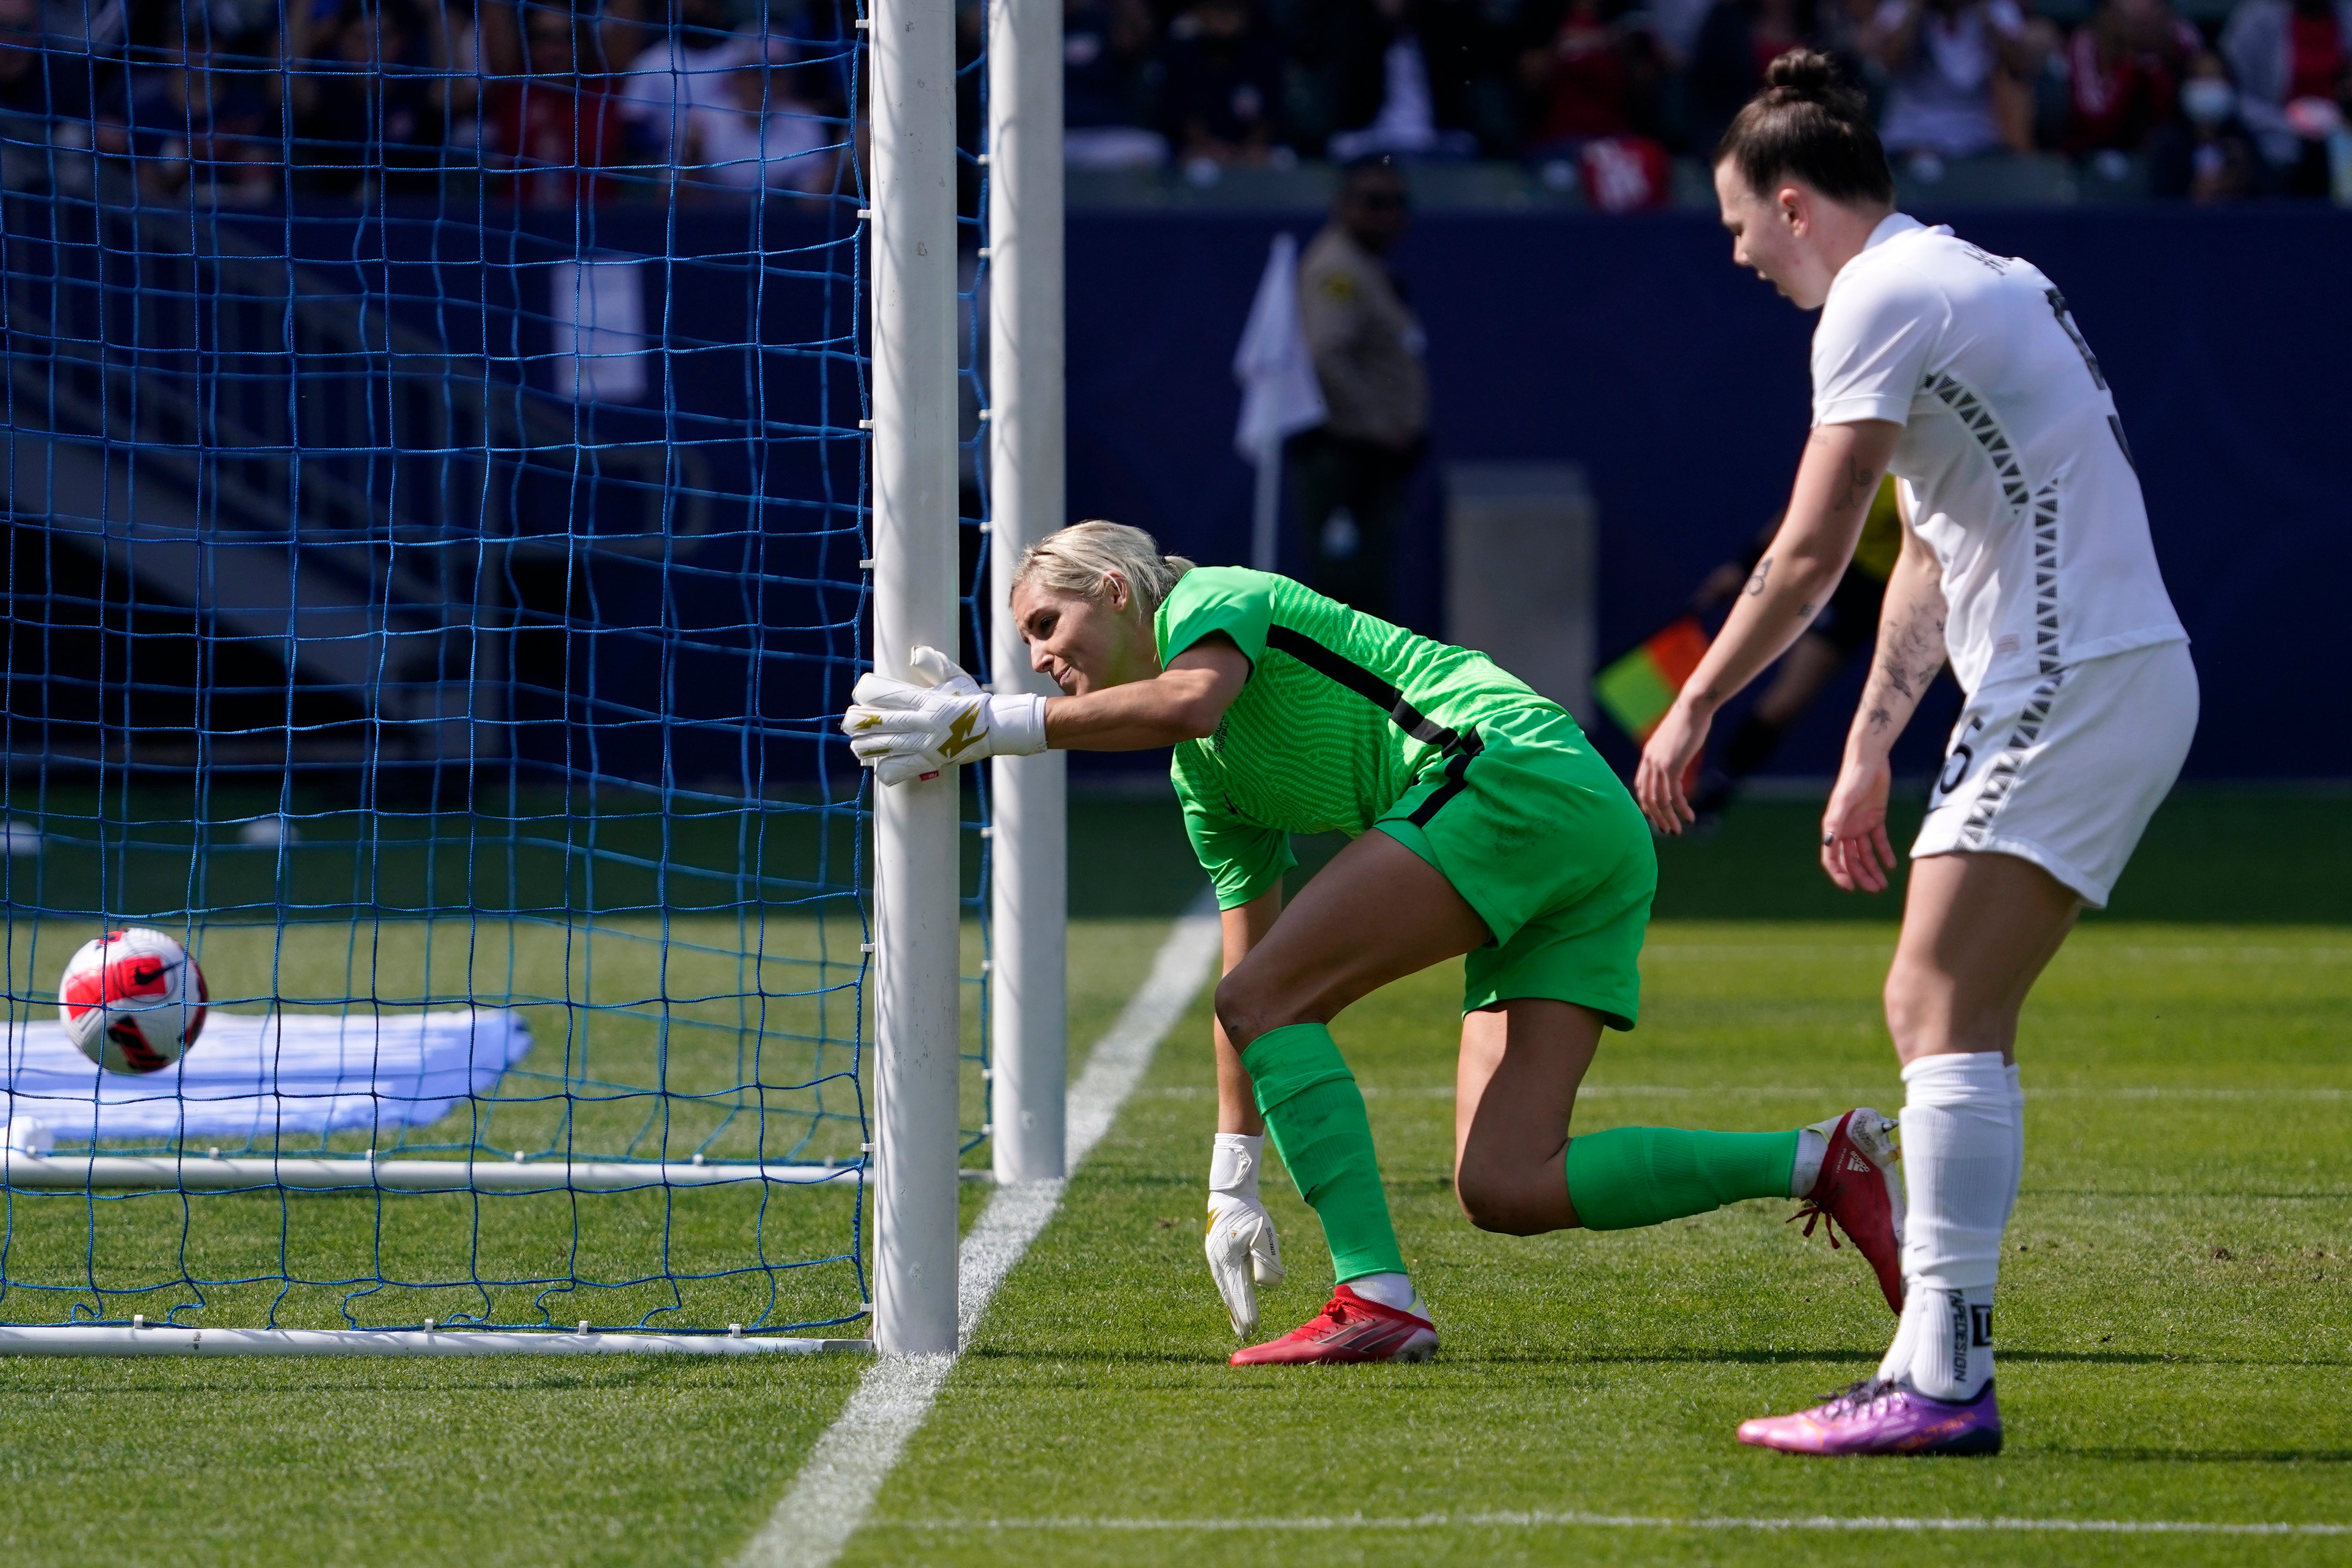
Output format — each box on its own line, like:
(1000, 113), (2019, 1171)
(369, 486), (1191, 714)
(1263, 625), (1461, 750)
(1405, 731), (1484, 826)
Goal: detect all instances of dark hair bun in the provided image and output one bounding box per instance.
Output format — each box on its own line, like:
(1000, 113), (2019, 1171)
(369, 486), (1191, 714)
(1763, 48), (1835, 96)
(1762, 49), (1868, 116)
(1717, 46), (1894, 204)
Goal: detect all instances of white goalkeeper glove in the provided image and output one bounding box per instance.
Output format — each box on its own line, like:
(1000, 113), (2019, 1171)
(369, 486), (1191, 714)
(840, 647), (1048, 787)
(1204, 1132), (1284, 1337)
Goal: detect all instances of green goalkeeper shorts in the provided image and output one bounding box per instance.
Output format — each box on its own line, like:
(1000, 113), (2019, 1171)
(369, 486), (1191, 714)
(1373, 704), (1655, 1030)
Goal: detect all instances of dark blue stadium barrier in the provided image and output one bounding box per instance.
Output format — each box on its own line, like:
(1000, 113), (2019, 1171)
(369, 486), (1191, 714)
(1066, 204), (2352, 781)
(14, 202), (2343, 785)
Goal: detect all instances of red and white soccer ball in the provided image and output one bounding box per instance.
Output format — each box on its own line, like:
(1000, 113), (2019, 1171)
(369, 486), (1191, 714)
(58, 928), (208, 1075)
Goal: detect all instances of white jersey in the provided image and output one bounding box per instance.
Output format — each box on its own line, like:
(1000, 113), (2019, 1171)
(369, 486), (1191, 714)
(1811, 213), (2186, 696)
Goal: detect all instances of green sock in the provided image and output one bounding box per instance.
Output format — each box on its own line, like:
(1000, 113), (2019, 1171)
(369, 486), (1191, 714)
(1565, 1126), (1800, 1232)
(1240, 1021), (1406, 1284)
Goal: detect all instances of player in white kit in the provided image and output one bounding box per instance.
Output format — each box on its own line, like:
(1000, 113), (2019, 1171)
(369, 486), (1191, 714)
(1635, 50), (2196, 1455)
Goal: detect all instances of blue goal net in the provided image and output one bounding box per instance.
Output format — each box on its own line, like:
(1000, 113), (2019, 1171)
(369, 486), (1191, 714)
(0, 0), (989, 1340)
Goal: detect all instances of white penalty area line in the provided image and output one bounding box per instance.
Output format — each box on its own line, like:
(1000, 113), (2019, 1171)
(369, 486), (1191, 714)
(1150, 1084), (2352, 1103)
(1642, 944), (2352, 963)
(888, 1511), (2352, 1537)
(732, 896), (1223, 1568)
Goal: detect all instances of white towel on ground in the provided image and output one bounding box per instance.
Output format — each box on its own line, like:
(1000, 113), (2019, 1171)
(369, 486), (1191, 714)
(0, 1009), (532, 1146)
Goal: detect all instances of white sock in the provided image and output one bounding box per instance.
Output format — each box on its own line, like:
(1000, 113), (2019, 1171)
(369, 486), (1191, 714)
(1874, 1298), (1918, 1384)
(1896, 1052), (2014, 1401)
(1209, 1133), (1263, 1202)
(2004, 1061), (2026, 1225)
(1346, 1271), (1420, 1314)
(1876, 1063), (2024, 1387)
(1790, 1127), (1829, 1199)
(1896, 1281), (1996, 1402)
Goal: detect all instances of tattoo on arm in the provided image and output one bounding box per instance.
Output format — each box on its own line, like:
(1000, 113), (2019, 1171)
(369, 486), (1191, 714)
(1861, 598), (1948, 733)
(1827, 455), (1882, 518)
(1743, 557), (1771, 596)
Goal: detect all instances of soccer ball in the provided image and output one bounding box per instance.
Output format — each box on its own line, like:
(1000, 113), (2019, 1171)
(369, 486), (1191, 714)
(58, 928), (208, 1075)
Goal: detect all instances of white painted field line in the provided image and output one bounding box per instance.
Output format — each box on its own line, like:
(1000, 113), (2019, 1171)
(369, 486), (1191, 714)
(1643, 944), (2352, 963)
(891, 1511), (2352, 1537)
(732, 899), (1222, 1568)
(1152, 1084), (2352, 1103)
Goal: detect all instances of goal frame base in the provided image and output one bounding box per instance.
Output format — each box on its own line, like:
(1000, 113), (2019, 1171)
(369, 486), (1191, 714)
(0, 1325), (874, 1357)
(0, 1155), (1001, 1193)
(0, 1154), (861, 1193)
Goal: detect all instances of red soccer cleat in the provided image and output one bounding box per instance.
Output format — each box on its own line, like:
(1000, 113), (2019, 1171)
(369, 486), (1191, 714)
(1791, 1107), (1906, 1314)
(1229, 1284), (1438, 1366)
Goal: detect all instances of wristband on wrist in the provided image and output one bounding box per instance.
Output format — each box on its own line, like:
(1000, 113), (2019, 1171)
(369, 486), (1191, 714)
(988, 692), (1049, 757)
(1209, 1131), (1264, 1201)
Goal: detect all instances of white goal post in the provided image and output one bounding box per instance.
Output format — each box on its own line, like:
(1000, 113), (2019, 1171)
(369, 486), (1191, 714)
(987, 0), (1070, 1186)
(869, 0), (967, 1358)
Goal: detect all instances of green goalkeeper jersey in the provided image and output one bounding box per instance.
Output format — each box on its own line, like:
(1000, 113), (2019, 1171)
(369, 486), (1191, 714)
(1157, 566), (1564, 909)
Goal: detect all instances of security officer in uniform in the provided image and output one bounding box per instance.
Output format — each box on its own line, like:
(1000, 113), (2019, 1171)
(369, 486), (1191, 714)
(1291, 156), (1430, 621)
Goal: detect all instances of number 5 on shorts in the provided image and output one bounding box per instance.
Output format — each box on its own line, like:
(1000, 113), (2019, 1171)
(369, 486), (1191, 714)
(1934, 716), (1986, 806)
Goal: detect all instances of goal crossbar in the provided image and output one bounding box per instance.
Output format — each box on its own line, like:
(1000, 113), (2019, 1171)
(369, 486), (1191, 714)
(0, 1326), (874, 1357)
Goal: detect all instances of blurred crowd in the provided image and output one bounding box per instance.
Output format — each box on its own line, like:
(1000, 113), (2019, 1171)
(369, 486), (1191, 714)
(0, 0), (859, 203)
(0, 0), (2344, 205)
(1065, 0), (2352, 201)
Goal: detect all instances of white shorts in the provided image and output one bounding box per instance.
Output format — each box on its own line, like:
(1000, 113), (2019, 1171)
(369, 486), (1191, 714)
(1913, 640), (2198, 908)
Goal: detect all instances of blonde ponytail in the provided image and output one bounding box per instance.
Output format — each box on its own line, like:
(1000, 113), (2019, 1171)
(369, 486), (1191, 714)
(1009, 520), (1194, 614)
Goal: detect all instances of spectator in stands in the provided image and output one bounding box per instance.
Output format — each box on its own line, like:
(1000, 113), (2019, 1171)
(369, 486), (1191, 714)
(1160, 0), (1289, 168)
(1317, 0), (1494, 160)
(681, 34), (845, 194)
(2150, 48), (2264, 194)
(1063, 0), (1167, 167)
(600, 0), (654, 88)
(1517, 0), (1668, 153)
(620, 0), (741, 157)
(100, 6), (278, 202)
(1865, 0), (2036, 169)
(2062, 0), (2198, 155)
(0, 0), (93, 125)
(1684, 0), (1820, 155)
(2220, 0), (2352, 192)
(1651, 0), (1726, 75)
(1290, 157), (1429, 620)
(291, 0), (452, 198)
(487, 1), (636, 204)
(469, 0), (521, 152)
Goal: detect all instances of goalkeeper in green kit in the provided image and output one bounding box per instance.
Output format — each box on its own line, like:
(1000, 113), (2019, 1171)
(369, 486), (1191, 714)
(843, 522), (1903, 1364)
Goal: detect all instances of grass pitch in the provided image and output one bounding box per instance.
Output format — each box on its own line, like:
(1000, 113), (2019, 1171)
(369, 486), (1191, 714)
(1, 916), (2348, 1564)
(857, 919), (2352, 1567)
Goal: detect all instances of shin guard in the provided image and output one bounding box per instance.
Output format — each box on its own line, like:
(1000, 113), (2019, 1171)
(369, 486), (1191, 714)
(1240, 1022), (1406, 1284)
(1566, 1125), (1799, 1232)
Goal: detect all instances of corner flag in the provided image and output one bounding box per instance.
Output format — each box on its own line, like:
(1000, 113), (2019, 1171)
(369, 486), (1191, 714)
(1594, 616), (1711, 743)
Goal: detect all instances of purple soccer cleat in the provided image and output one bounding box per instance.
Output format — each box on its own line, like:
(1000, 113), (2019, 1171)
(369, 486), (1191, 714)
(1737, 1378), (2003, 1456)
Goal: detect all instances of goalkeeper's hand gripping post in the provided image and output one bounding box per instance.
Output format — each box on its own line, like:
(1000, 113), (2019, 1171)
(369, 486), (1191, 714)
(841, 647), (1048, 786)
